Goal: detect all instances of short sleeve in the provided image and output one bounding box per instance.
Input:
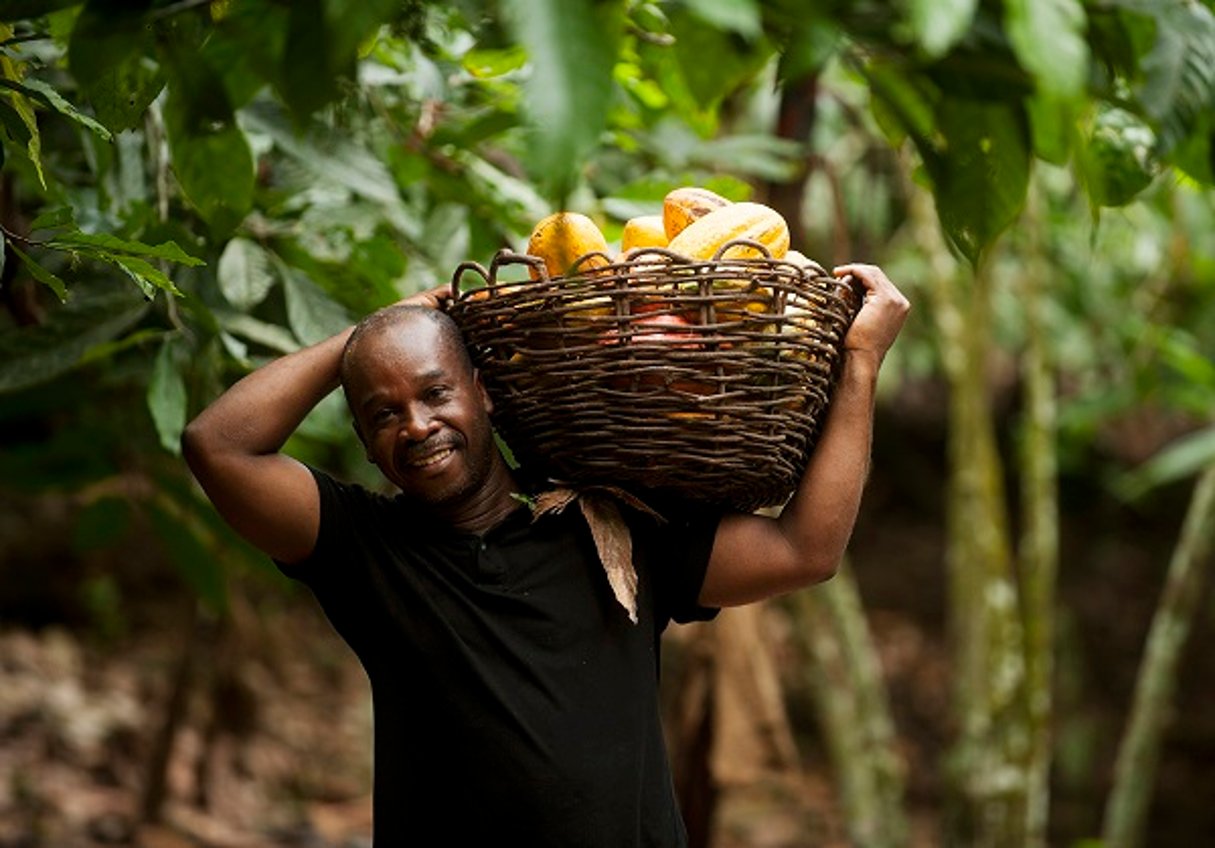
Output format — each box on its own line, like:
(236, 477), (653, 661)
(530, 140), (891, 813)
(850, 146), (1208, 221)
(273, 465), (401, 610)
(274, 467), (402, 659)
(275, 466), (362, 587)
(633, 503), (724, 626)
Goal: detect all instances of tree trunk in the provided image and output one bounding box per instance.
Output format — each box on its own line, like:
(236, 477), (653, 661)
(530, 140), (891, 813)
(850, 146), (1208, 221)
(140, 600), (201, 823)
(790, 565), (908, 847)
(916, 194), (1031, 847)
(762, 72), (819, 247)
(1102, 464), (1215, 848)
(1017, 193), (1058, 848)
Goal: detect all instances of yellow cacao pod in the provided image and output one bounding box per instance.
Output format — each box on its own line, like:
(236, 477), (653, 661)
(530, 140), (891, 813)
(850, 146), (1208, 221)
(784, 250), (825, 276)
(526, 212), (610, 280)
(666, 202), (790, 262)
(621, 215), (668, 252)
(662, 187), (731, 240)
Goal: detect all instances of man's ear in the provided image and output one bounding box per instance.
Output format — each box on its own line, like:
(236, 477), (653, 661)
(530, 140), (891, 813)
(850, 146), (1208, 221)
(474, 368), (493, 416)
(351, 419), (373, 463)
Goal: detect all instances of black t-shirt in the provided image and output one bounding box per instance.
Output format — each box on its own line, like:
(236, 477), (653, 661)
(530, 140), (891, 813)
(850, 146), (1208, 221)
(279, 468), (722, 846)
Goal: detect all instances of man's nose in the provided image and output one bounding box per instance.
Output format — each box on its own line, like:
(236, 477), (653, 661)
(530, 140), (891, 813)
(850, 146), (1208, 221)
(401, 404), (438, 442)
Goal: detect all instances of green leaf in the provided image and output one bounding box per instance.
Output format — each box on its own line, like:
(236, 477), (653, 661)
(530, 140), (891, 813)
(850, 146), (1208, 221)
(0, 289), (148, 393)
(0, 43), (46, 187)
(49, 231), (204, 265)
(109, 254), (184, 298)
(15, 77), (113, 141)
(1004, 0), (1089, 98)
(1079, 105), (1157, 207)
(777, 17), (842, 82)
(279, 0), (401, 117)
(281, 264), (352, 346)
(296, 390), (351, 442)
(685, 0), (762, 39)
(240, 101), (403, 207)
(462, 46), (528, 79)
(281, 0), (339, 117)
(1170, 112), (1214, 185)
(29, 206), (77, 231)
(147, 336), (187, 454)
(909, 0), (977, 58)
(1159, 327), (1215, 387)
(68, 1), (165, 132)
(148, 498), (227, 613)
(1139, 1), (1215, 157)
(0, 96), (30, 148)
(862, 58), (938, 148)
(216, 311), (300, 354)
(1117, 427), (1215, 500)
(1027, 94), (1076, 165)
(9, 242), (67, 302)
(500, 0), (624, 198)
(217, 237), (276, 309)
(667, 7), (772, 111)
(163, 58), (254, 236)
(689, 133), (804, 181)
(79, 328), (166, 364)
(0, 1), (82, 16)
(921, 99), (1030, 266)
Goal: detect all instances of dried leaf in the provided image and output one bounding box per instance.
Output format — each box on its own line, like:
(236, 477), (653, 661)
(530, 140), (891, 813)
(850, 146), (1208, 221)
(532, 487), (579, 517)
(579, 494), (639, 624)
(530, 485), (665, 624)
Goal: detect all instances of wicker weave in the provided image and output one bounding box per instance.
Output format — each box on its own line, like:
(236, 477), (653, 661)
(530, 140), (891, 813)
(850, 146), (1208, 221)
(446, 243), (861, 512)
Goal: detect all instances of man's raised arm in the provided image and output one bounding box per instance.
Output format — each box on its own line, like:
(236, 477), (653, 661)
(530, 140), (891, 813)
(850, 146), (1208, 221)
(181, 286), (450, 564)
(698, 264), (910, 607)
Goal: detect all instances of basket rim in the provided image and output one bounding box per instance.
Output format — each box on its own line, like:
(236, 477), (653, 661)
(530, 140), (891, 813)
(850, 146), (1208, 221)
(449, 243), (836, 300)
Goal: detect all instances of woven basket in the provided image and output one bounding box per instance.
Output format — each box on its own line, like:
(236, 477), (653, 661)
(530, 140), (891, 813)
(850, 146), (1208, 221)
(446, 242), (861, 512)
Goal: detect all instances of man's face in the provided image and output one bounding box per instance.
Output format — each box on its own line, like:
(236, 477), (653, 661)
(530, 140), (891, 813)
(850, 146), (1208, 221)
(345, 318), (497, 508)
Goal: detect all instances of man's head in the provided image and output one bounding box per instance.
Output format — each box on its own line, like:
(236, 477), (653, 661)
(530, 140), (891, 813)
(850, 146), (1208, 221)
(341, 305), (501, 509)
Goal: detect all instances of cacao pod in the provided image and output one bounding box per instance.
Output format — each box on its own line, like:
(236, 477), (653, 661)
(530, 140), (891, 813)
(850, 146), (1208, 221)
(662, 187), (731, 240)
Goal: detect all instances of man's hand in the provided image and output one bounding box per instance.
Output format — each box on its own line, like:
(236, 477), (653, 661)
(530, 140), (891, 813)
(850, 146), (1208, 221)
(400, 284), (454, 310)
(834, 263), (910, 366)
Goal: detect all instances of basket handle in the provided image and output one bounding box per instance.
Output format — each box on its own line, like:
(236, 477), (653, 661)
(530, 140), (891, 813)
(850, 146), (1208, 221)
(449, 249), (554, 300)
(711, 237), (773, 261)
(490, 249), (549, 282)
(568, 250), (614, 273)
(449, 260), (492, 299)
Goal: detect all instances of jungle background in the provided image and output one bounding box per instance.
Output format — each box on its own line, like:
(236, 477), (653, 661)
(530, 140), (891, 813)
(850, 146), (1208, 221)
(1, 1), (1214, 846)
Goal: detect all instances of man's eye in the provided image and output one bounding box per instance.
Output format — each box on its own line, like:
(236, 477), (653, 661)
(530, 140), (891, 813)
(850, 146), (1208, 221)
(426, 386), (451, 402)
(372, 408), (395, 424)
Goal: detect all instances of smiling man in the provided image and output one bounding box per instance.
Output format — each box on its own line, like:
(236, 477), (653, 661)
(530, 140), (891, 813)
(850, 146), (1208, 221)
(182, 265), (908, 845)
(339, 306), (512, 518)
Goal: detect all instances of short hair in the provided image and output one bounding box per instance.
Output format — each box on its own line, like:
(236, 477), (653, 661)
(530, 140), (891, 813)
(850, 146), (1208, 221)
(340, 305), (473, 392)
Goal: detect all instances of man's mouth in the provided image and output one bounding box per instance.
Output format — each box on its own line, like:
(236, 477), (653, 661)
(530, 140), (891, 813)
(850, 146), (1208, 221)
(401, 445), (456, 469)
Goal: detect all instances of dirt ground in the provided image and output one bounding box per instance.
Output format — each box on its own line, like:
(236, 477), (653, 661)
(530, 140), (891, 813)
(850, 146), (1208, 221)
(0, 594), (931, 848)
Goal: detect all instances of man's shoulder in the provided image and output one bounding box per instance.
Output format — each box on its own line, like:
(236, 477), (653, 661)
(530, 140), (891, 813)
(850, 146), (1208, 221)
(308, 465), (409, 524)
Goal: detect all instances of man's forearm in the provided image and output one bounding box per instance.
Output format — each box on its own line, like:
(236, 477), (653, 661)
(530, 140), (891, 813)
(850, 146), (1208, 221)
(183, 326), (353, 462)
(777, 351), (880, 575)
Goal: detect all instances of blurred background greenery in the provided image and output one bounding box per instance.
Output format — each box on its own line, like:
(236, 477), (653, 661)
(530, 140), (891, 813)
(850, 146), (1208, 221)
(0, 1), (1213, 846)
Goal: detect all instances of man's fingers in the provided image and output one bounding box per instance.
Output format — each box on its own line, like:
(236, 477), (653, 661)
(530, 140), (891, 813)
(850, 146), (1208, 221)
(833, 263), (892, 293)
(833, 263), (909, 309)
(830, 263), (911, 361)
(401, 284), (454, 309)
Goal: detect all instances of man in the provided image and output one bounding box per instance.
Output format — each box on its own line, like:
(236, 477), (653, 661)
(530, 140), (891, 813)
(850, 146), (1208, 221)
(182, 263), (908, 845)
